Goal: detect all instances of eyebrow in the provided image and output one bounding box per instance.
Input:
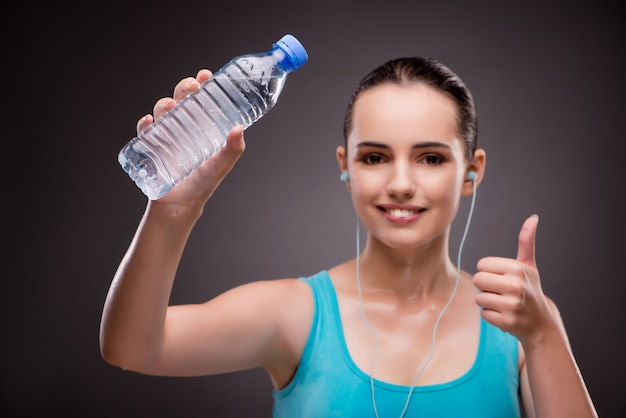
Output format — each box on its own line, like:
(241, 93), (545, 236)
(355, 141), (451, 150)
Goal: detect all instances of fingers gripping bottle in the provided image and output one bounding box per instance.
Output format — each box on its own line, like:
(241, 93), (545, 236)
(118, 34), (308, 200)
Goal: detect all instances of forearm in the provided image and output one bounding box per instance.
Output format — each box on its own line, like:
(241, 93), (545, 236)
(522, 323), (597, 418)
(99, 201), (202, 370)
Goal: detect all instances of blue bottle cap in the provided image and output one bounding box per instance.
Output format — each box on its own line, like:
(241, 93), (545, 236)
(274, 34), (308, 70)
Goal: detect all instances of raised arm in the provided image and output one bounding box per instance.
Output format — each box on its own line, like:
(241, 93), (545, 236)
(473, 215), (598, 418)
(99, 69), (245, 366)
(100, 70), (313, 388)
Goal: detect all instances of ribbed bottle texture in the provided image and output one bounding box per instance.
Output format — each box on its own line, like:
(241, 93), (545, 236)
(118, 34), (308, 200)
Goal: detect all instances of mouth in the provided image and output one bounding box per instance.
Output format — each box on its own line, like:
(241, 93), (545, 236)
(378, 206), (426, 219)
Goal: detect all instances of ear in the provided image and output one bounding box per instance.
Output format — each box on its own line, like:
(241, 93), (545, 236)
(336, 145), (350, 189)
(462, 148), (486, 197)
(336, 145), (348, 173)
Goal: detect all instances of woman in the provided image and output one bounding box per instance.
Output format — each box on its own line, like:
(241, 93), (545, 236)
(100, 57), (597, 417)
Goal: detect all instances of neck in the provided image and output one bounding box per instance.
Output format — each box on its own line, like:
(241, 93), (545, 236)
(357, 234), (458, 300)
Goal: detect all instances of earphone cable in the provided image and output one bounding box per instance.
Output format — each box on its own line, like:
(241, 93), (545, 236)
(357, 179), (477, 418)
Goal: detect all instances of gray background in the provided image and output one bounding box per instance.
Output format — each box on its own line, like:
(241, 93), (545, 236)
(4, 0), (624, 416)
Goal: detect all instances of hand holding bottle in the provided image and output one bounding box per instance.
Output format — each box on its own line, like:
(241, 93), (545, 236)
(119, 34), (308, 200)
(137, 69), (246, 209)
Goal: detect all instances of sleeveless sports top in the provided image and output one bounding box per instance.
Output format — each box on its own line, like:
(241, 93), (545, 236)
(273, 270), (521, 417)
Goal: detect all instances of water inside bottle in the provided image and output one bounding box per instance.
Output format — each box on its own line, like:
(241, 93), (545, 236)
(119, 53), (290, 200)
(118, 139), (173, 200)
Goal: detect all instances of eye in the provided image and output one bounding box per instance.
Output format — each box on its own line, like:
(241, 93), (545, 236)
(362, 153), (385, 165)
(422, 154), (444, 165)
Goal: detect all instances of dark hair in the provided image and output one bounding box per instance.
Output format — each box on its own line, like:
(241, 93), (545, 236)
(343, 57), (478, 160)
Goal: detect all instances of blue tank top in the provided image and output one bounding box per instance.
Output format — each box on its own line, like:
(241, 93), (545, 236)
(273, 270), (521, 417)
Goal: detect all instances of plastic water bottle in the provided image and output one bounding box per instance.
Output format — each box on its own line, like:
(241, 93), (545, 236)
(118, 34), (308, 200)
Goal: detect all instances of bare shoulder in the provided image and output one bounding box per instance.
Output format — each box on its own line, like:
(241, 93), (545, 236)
(223, 277), (314, 326)
(239, 276), (314, 343)
(275, 278), (315, 344)
(251, 276), (313, 312)
(219, 276), (312, 303)
(242, 277), (314, 387)
(269, 277), (315, 333)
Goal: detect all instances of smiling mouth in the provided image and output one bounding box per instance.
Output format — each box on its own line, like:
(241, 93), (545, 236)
(380, 207), (425, 218)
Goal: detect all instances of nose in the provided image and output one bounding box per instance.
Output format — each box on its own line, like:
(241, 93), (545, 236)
(385, 165), (416, 198)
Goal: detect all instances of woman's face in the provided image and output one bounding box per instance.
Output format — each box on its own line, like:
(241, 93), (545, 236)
(338, 81), (472, 251)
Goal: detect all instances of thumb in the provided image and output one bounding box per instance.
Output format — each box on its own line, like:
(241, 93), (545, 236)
(516, 214), (539, 267)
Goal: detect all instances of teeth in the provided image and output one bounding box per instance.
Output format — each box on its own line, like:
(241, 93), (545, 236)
(388, 208), (416, 218)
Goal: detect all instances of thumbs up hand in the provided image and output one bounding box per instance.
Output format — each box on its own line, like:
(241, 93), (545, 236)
(473, 215), (557, 344)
